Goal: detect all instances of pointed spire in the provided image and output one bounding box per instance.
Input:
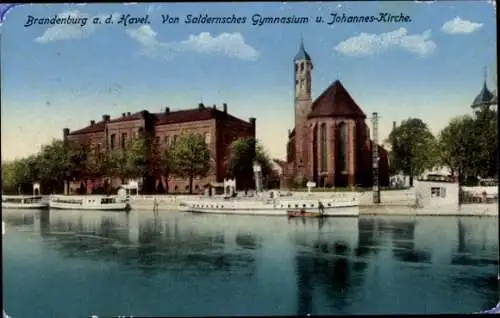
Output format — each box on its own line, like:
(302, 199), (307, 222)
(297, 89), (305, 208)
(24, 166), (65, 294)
(294, 34), (312, 62)
(483, 66), (488, 88)
(471, 66), (495, 108)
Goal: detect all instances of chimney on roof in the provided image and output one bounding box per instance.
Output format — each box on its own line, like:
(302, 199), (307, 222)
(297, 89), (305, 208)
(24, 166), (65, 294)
(165, 107), (170, 113)
(392, 121), (396, 130)
(212, 104), (216, 109)
(249, 117), (256, 137)
(63, 128), (70, 142)
(223, 103), (228, 113)
(122, 113), (126, 117)
(102, 114), (110, 122)
(90, 120), (95, 125)
(198, 102), (204, 110)
(288, 129), (291, 136)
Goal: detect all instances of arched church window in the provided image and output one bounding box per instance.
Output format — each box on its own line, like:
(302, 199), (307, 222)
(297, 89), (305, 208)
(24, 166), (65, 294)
(336, 122), (347, 172)
(295, 64), (298, 73)
(320, 123), (327, 172)
(300, 62), (304, 72)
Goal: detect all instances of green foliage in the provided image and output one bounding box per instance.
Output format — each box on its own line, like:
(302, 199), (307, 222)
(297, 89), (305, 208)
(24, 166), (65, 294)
(125, 135), (150, 179)
(85, 144), (108, 178)
(438, 108), (498, 180)
(1, 157), (39, 194)
(1, 139), (89, 194)
(157, 143), (174, 193)
(106, 149), (129, 182)
(388, 118), (439, 184)
(37, 140), (81, 184)
(227, 138), (273, 190)
(170, 133), (211, 194)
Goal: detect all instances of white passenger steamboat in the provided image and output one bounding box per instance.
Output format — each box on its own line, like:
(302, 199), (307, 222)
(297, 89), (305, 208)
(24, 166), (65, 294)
(2, 195), (49, 209)
(179, 173), (360, 217)
(49, 195), (130, 211)
(2, 183), (49, 209)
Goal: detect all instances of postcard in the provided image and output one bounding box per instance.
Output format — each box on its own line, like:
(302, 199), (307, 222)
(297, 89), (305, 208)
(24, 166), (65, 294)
(1, 2), (498, 317)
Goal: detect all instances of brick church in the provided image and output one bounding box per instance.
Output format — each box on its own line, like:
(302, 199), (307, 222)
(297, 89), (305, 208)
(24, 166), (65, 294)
(283, 40), (389, 188)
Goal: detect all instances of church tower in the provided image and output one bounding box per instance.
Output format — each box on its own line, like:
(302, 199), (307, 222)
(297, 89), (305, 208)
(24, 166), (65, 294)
(293, 39), (313, 182)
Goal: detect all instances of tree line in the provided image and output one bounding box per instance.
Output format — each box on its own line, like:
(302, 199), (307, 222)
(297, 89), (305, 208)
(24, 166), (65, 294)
(1, 132), (274, 195)
(387, 107), (497, 186)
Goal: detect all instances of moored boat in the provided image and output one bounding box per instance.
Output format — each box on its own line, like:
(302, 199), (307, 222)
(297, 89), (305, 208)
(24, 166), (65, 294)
(287, 209), (325, 218)
(180, 193), (360, 217)
(2, 195), (49, 209)
(49, 195), (130, 211)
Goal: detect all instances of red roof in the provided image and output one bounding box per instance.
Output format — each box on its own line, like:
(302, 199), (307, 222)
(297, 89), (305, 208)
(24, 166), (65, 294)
(155, 108), (219, 125)
(68, 107), (251, 136)
(308, 80), (366, 119)
(69, 121), (106, 135)
(108, 111), (145, 123)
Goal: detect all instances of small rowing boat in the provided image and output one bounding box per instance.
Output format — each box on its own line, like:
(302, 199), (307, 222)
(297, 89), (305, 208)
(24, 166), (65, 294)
(287, 209), (325, 218)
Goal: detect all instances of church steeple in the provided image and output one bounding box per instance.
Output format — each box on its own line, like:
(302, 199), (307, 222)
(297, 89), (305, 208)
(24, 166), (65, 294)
(294, 36), (312, 62)
(293, 38), (314, 181)
(294, 37), (313, 100)
(471, 67), (496, 109)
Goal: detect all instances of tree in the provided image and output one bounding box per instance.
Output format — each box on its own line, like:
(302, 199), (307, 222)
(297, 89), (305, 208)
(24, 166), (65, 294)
(438, 108), (498, 183)
(85, 144), (108, 179)
(37, 139), (77, 193)
(388, 118), (439, 186)
(438, 115), (475, 179)
(106, 149), (129, 184)
(1, 158), (38, 194)
(227, 137), (273, 190)
(67, 142), (89, 186)
(126, 135), (149, 179)
(156, 144), (174, 194)
(170, 133), (211, 194)
(473, 107), (498, 178)
(1, 161), (16, 193)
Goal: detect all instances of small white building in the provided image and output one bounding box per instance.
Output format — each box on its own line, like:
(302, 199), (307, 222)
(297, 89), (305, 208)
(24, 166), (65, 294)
(389, 173), (411, 188)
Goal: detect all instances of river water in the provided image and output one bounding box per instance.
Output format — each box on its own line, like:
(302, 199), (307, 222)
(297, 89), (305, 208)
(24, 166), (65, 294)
(2, 209), (498, 317)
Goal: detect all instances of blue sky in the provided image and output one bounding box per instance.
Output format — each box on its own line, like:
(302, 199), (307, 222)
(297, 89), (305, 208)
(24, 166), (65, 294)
(1, 1), (497, 161)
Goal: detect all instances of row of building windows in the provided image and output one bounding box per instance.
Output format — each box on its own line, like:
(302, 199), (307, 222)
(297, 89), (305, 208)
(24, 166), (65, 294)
(109, 132), (140, 150)
(108, 132), (212, 150)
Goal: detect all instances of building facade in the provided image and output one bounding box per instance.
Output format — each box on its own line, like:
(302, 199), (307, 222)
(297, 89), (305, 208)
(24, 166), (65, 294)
(64, 103), (255, 194)
(283, 41), (389, 188)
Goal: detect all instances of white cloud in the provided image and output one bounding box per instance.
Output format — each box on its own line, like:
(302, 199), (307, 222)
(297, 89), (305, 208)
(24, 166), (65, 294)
(441, 17), (483, 34)
(35, 11), (121, 44)
(126, 26), (259, 61)
(334, 28), (436, 57)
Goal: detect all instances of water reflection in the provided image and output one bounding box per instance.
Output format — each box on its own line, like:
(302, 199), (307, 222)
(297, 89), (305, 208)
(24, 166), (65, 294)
(2, 209), (498, 315)
(2, 209), (36, 227)
(3, 210), (262, 276)
(289, 218), (362, 314)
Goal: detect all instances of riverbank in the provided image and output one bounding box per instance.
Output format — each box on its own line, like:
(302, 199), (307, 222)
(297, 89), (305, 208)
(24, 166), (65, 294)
(126, 189), (414, 208)
(127, 196), (497, 217)
(359, 204), (498, 217)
